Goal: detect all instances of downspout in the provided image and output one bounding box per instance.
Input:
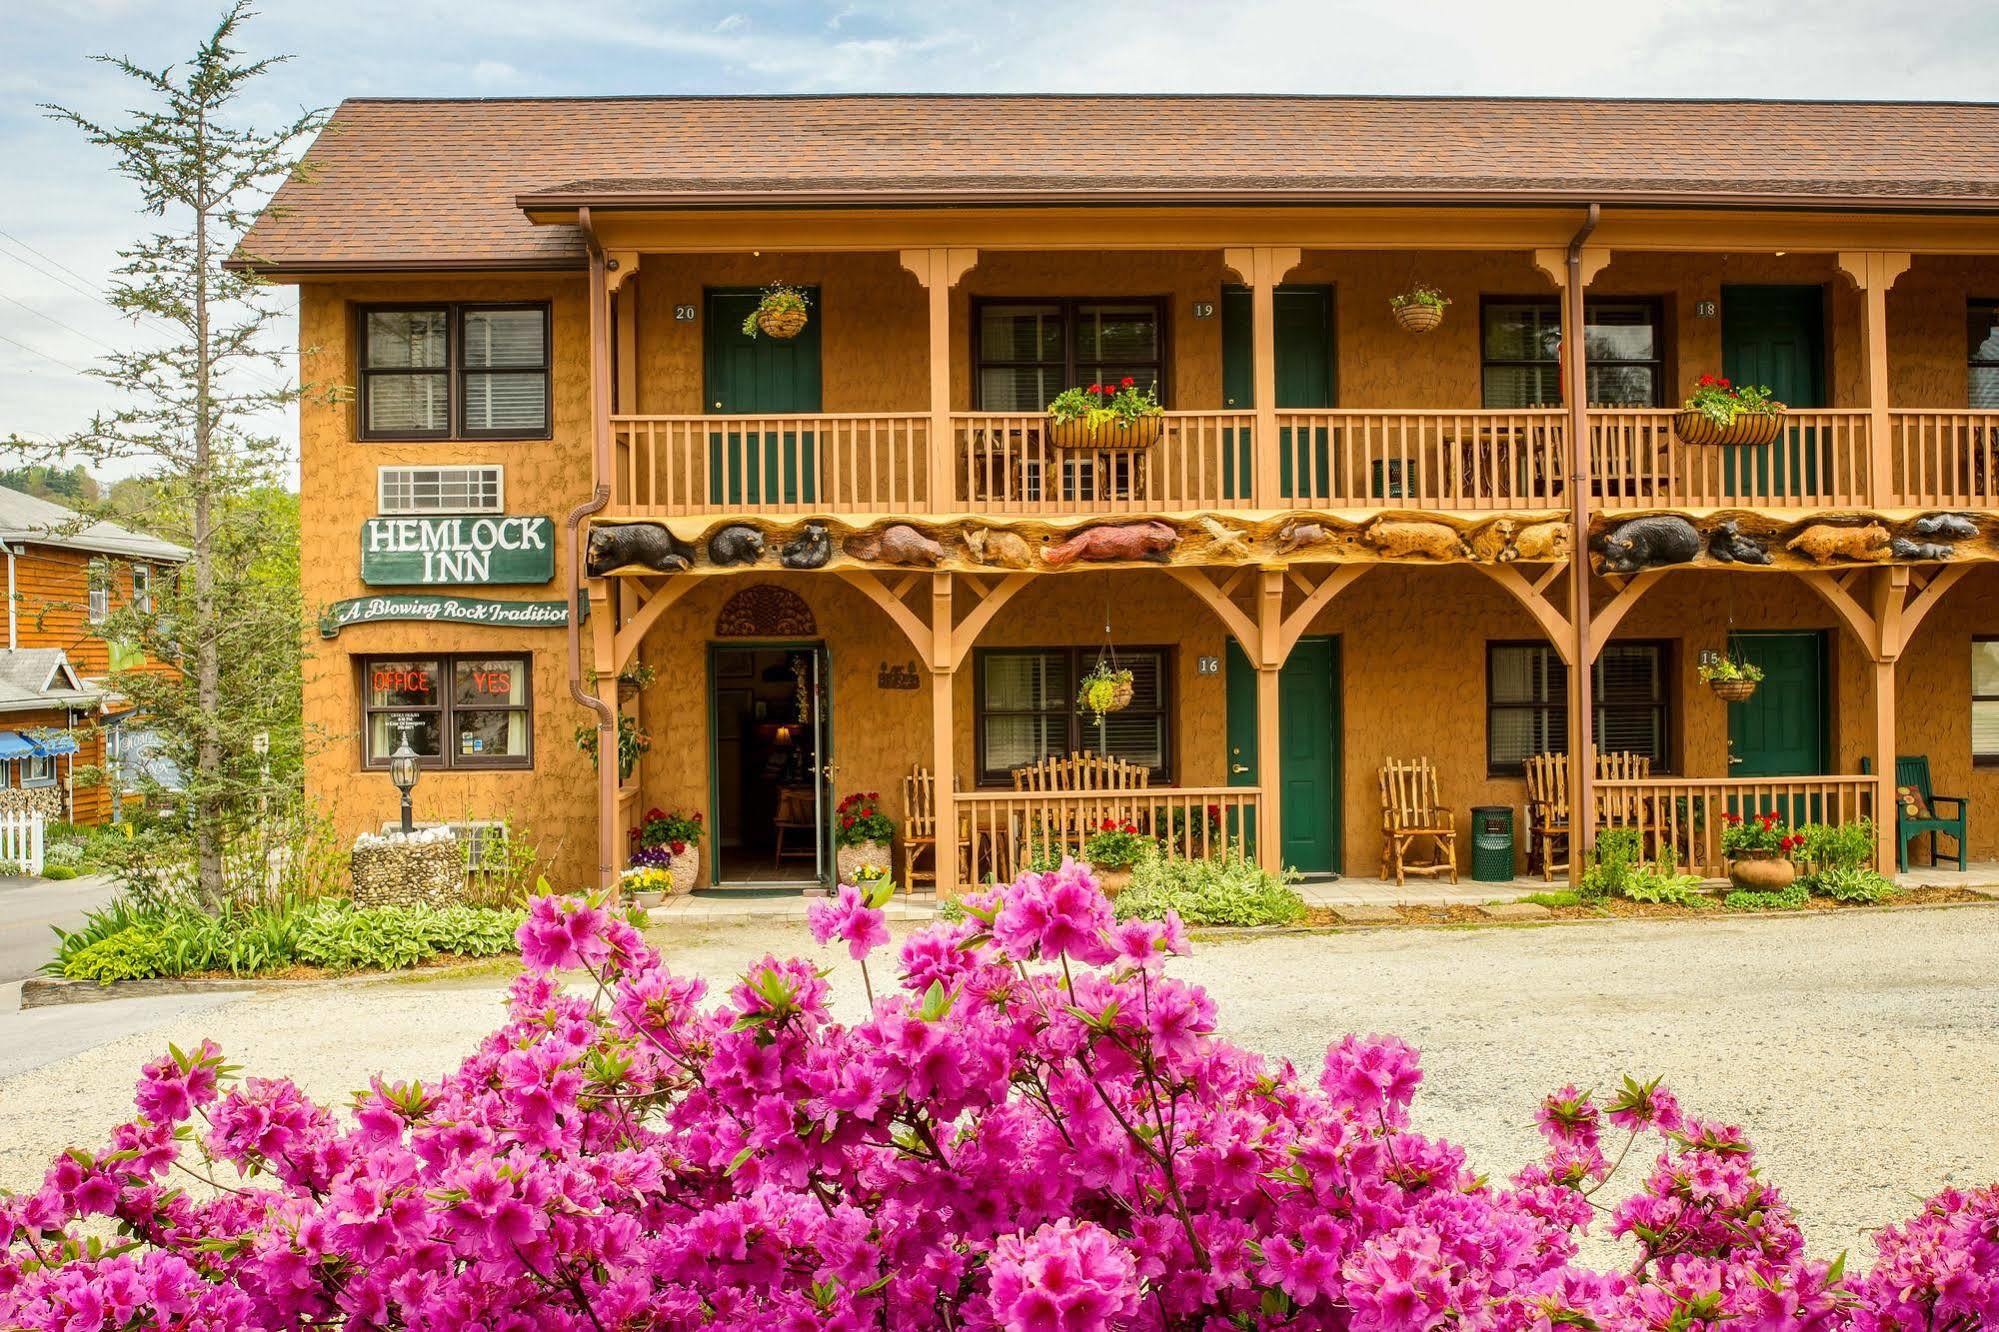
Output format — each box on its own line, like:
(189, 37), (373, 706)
(1566, 203), (1600, 876)
(6, 548), (15, 649)
(566, 206), (617, 889)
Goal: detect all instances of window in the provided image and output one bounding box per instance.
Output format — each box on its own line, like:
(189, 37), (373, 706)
(1970, 302), (1999, 409)
(361, 654), (532, 770)
(87, 559), (109, 624)
(1487, 641), (1670, 775)
(22, 753), (55, 787)
(1481, 298), (1663, 408)
(974, 299), (1166, 410)
(358, 304), (550, 440)
(131, 564), (151, 614)
(1973, 638), (1999, 763)
(378, 465), (506, 515)
(974, 648), (1171, 783)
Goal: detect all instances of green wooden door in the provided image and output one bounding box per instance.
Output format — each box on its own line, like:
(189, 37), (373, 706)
(1221, 286), (1335, 500)
(1721, 285), (1825, 498)
(1225, 637), (1341, 872)
(704, 288), (823, 505)
(1727, 630), (1828, 824)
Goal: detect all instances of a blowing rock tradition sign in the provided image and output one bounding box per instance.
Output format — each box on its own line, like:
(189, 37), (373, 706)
(360, 516), (555, 586)
(319, 595), (570, 638)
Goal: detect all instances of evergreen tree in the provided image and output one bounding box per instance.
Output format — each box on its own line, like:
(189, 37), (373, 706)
(39, 4), (324, 908)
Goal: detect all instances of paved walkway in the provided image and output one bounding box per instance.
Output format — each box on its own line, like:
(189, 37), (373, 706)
(0, 872), (118, 992)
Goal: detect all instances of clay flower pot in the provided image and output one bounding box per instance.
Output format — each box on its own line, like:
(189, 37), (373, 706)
(836, 841), (893, 884)
(1726, 850), (1796, 892)
(1089, 863), (1135, 897)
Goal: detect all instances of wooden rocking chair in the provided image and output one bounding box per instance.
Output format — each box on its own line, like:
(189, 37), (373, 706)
(902, 767), (969, 891)
(1010, 751), (1152, 793)
(1379, 757), (1458, 885)
(1524, 752), (1654, 881)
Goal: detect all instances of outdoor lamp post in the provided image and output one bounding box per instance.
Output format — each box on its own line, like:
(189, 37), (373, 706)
(389, 737), (419, 833)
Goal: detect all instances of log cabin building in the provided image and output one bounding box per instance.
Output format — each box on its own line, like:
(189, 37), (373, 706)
(0, 487), (187, 826)
(240, 94), (1999, 892)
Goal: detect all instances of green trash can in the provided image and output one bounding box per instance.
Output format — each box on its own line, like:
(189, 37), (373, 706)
(1471, 805), (1515, 882)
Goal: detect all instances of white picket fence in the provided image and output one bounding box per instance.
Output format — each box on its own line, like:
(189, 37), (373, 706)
(0, 809), (45, 876)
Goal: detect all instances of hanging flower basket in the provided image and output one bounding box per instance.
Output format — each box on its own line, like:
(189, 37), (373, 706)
(1699, 653), (1763, 703)
(1078, 664), (1134, 724)
(1047, 414), (1165, 451)
(1390, 284), (1450, 334)
(1046, 378), (1165, 451)
(1708, 678), (1758, 703)
(1674, 376), (1786, 446)
(743, 284), (810, 340)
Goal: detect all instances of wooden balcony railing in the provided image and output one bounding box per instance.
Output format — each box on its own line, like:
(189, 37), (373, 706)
(1589, 408), (1872, 510)
(954, 411), (1255, 515)
(1273, 409), (1569, 510)
(956, 786), (1259, 884)
(1888, 409), (1999, 508)
(610, 413), (932, 515)
(1592, 775), (1878, 878)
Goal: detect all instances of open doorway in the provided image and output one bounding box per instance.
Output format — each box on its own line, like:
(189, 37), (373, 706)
(708, 644), (830, 888)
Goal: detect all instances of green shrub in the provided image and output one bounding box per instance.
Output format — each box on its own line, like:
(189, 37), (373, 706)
(1798, 819), (1875, 872)
(1723, 882), (1810, 912)
(42, 865), (79, 881)
(1578, 828), (1640, 904)
(43, 841), (86, 871)
(1522, 889), (1580, 909)
(1809, 863), (1898, 904)
(53, 895), (526, 984)
(1113, 845), (1305, 928)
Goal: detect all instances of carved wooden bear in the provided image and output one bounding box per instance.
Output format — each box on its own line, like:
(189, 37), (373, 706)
(1363, 520), (1471, 560)
(1706, 520), (1772, 565)
(843, 524), (945, 566)
(707, 524), (765, 567)
(779, 523), (834, 570)
(587, 523), (695, 577)
(1786, 523), (1890, 564)
(1596, 516), (1700, 574)
(962, 527), (1033, 568)
(1042, 521), (1177, 568)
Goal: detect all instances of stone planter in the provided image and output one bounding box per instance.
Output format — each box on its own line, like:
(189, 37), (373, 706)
(837, 841), (893, 884)
(1089, 863), (1136, 897)
(665, 847), (699, 896)
(1727, 850), (1796, 892)
(351, 839), (464, 909)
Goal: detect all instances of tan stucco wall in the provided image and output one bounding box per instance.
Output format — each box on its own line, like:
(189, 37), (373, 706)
(297, 277), (599, 884)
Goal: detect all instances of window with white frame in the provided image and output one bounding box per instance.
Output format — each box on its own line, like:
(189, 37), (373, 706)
(87, 559), (109, 624)
(378, 465), (506, 515)
(22, 753), (56, 787)
(132, 564), (151, 613)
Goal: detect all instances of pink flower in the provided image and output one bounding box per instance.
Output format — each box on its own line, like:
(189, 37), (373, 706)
(1322, 1033), (1423, 1127)
(994, 858), (1116, 964)
(986, 1219), (1139, 1332)
(807, 883), (890, 961)
(516, 895), (611, 972)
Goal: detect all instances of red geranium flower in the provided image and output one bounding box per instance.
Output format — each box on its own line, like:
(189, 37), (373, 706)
(1121, 375), (1135, 387)
(1088, 383), (1103, 394)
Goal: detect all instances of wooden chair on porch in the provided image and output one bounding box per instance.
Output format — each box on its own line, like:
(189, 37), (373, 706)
(1379, 757), (1458, 885)
(1010, 751), (1153, 793)
(1524, 752), (1654, 881)
(901, 767), (971, 891)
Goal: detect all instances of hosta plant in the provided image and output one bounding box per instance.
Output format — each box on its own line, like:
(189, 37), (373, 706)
(3, 864), (1995, 1330)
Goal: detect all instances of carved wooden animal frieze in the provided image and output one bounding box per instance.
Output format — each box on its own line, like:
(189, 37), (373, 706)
(1596, 515), (1701, 574)
(843, 524), (945, 567)
(1363, 519), (1471, 560)
(1787, 523), (1890, 564)
(962, 527), (1033, 568)
(707, 524), (765, 567)
(587, 523), (696, 577)
(779, 523), (834, 570)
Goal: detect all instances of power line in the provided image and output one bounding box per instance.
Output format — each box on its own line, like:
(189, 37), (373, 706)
(0, 290), (122, 352)
(0, 330), (92, 377)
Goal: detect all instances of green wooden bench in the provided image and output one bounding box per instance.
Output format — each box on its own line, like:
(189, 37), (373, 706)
(1889, 755), (1967, 872)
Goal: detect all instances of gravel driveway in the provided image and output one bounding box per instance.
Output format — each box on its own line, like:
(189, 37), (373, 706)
(2, 905), (1994, 1266)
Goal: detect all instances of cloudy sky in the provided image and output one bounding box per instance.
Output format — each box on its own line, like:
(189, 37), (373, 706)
(3, 0), (1995, 478)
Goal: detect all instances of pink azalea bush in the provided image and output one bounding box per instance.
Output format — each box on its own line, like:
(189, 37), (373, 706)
(2, 855), (1994, 1329)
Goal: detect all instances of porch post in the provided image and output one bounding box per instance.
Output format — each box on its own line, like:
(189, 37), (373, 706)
(1255, 568), (1284, 872)
(1224, 247), (1301, 508)
(1868, 566), (1907, 875)
(589, 583), (621, 894)
(929, 572), (959, 896)
(902, 249), (977, 513)
(1838, 252), (1910, 506)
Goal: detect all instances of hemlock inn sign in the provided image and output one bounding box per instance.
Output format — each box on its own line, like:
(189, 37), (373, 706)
(319, 595), (571, 638)
(361, 516), (556, 586)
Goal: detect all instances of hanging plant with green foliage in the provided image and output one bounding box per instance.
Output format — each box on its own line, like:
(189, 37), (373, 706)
(743, 283), (811, 339)
(1077, 663), (1134, 726)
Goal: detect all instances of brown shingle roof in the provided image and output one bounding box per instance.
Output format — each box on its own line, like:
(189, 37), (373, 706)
(236, 95), (1999, 272)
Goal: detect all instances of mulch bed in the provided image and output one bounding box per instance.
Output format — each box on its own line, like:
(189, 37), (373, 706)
(1295, 885), (1986, 930)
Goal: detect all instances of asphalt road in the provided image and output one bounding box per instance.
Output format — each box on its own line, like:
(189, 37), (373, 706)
(0, 872), (119, 988)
